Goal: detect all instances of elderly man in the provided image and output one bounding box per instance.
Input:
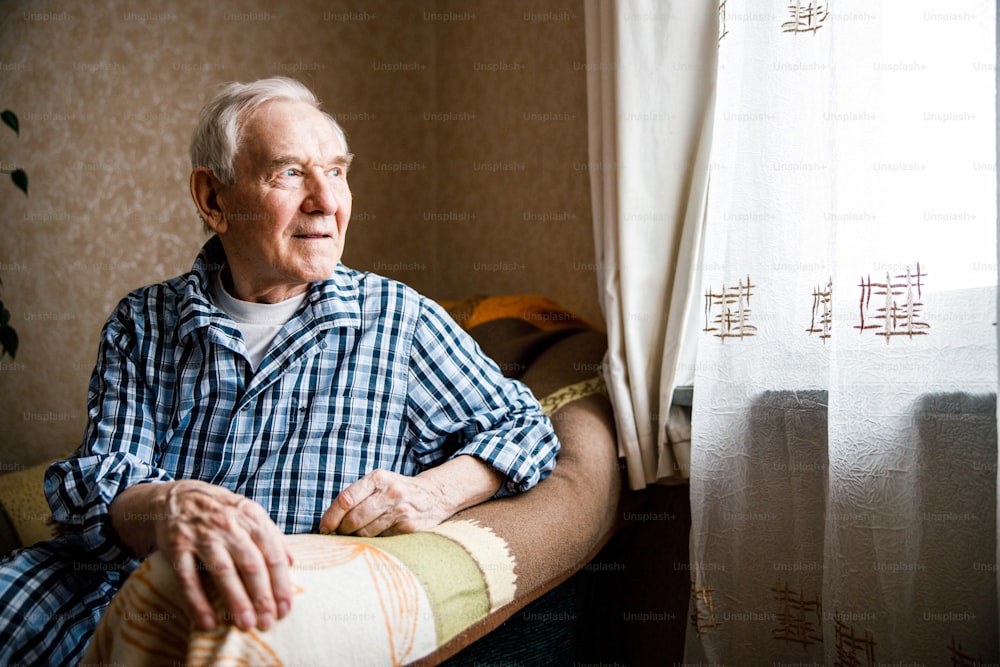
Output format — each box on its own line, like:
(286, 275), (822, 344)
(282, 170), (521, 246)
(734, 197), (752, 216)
(0, 77), (559, 665)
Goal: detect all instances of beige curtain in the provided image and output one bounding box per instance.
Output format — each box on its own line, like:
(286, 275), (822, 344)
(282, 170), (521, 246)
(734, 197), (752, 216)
(583, 0), (718, 489)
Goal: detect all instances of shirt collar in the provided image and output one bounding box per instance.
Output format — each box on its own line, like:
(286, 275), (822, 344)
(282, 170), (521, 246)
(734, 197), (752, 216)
(177, 236), (362, 343)
(303, 263), (362, 330)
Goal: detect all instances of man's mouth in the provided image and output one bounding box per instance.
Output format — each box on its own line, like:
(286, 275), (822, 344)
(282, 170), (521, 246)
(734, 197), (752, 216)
(293, 233), (332, 239)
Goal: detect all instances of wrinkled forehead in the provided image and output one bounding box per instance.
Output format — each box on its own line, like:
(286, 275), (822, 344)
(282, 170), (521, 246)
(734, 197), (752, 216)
(238, 99), (348, 166)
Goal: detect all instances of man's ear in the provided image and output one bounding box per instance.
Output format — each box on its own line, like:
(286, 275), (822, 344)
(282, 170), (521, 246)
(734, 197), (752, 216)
(190, 167), (228, 234)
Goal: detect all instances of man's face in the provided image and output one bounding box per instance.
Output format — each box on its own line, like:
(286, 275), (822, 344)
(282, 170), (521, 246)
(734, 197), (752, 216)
(215, 99), (353, 302)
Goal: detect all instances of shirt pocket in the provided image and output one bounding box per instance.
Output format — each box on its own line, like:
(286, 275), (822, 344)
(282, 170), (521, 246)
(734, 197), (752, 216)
(296, 386), (406, 457)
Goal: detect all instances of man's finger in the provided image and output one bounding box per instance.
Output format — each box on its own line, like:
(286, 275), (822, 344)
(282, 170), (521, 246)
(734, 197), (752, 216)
(267, 543), (295, 621)
(350, 507), (408, 537)
(199, 540), (257, 631)
(320, 473), (378, 534)
(236, 506), (294, 628)
(229, 538), (277, 629)
(332, 492), (389, 536)
(173, 550), (216, 631)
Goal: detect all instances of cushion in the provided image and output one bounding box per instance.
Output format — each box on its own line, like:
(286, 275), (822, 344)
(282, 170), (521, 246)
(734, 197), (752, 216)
(0, 461), (54, 554)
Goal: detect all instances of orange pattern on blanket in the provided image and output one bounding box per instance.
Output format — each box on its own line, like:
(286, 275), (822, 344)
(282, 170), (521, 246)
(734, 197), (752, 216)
(87, 538), (424, 667)
(438, 294), (592, 332)
(88, 559), (189, 664)
(284, 536), (422, 666)
(188, 627), (282, 667)
(183, 538), (421, 667)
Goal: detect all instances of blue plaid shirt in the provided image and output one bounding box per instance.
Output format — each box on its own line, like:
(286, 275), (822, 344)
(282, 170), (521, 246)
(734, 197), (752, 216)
(45, 237), (559, 561)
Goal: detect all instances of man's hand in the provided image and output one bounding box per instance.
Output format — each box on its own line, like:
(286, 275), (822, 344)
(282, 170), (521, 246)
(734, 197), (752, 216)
(319, 455), (504, 537)
(110, 480), (294, 633)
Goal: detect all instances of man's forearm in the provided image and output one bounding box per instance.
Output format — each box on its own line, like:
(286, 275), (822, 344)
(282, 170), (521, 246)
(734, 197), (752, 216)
(415, 454), (505, 516)
(320, 454), (505, 536)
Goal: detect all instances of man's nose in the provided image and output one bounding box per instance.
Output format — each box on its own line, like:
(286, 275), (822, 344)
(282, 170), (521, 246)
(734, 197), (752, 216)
(302, 173), (340, 216)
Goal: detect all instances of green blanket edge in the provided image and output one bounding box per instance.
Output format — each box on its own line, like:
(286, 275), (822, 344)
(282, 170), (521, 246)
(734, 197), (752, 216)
(345, 532), (490, 648)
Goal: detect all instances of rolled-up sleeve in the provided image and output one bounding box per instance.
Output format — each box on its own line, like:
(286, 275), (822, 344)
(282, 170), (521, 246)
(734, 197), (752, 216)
(404, 299), (560, 496)
(45, 305), (172, 561)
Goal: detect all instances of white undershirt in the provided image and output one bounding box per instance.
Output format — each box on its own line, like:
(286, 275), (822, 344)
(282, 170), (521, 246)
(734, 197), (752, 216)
(210, 271), (307, 370)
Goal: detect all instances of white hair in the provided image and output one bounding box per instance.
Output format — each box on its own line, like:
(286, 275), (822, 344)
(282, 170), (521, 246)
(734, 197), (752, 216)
(189, 77), (348, 185)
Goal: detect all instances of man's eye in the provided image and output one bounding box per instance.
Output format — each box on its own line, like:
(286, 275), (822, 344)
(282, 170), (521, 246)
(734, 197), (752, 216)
(283, 169), (299, 177)
(330, 167), (343, 178)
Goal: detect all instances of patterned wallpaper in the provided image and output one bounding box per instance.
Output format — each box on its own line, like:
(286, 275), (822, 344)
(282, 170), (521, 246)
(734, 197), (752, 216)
(0, 0), (598, 465)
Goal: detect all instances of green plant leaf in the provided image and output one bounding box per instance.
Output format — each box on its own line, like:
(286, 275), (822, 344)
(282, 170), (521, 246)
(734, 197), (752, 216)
(11, 168), (27, 195)
(1, 110), (19, 136)
(0, 325), (18, 359)
(0, 304), (9, 328)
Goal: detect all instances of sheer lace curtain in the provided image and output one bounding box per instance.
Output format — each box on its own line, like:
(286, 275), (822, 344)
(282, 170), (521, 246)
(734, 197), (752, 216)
(586, 1), (998, 663)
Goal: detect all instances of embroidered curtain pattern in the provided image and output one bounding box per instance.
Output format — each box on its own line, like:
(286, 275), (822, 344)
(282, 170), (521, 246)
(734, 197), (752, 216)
(686, 2), (998, 664)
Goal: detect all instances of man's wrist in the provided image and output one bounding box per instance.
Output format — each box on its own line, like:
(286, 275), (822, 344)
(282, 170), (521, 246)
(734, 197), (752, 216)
(110, 480), (173, 558)
(417, 455), (504, 516)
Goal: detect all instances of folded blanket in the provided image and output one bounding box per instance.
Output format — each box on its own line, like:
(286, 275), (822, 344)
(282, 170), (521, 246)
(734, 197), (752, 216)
(84, 522), (515, 666)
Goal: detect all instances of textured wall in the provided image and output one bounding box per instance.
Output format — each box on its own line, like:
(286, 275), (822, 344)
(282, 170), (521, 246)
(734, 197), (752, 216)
(0, 0), (597, 467)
